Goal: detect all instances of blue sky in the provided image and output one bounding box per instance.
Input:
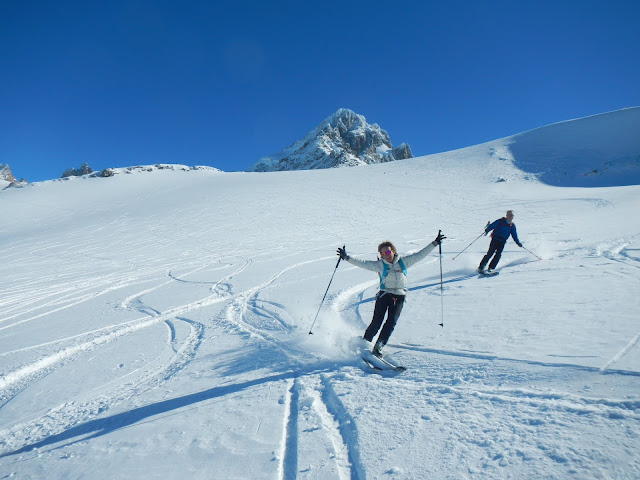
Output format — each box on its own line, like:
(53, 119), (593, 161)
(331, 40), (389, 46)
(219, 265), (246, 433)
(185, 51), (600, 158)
(2, 1), (639, 182)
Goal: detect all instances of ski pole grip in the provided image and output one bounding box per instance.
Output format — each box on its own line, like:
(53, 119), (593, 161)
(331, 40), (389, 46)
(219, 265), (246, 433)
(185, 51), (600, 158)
(335, 245), (345, 267)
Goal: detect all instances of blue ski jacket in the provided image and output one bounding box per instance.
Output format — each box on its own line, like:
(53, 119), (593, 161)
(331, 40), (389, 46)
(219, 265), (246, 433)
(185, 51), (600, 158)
(486, 217), (521, 245)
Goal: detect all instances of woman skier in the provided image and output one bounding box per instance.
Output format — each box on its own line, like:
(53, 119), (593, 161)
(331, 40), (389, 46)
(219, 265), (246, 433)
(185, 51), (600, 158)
(337, 231), (445, 356)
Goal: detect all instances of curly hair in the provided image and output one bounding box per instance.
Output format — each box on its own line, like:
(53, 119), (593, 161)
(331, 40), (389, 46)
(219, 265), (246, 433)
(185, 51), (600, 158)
(377, 241), (397, 255)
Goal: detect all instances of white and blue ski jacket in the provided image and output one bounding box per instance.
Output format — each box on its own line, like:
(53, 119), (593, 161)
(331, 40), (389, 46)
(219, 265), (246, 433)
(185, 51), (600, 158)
(345, 242), (437, 296)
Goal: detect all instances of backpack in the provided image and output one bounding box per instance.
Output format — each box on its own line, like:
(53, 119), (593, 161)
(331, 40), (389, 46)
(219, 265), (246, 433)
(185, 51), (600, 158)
(491, 218), (514, 241)
(379, 258), (407, 290)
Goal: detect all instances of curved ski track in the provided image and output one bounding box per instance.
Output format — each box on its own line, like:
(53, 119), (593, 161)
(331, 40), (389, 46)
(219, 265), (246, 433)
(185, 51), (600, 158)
(0, 257), (251, 451)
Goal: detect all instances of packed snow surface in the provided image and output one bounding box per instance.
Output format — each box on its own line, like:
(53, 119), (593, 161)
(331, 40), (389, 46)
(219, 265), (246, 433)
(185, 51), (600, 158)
(1, 110), (639, 479)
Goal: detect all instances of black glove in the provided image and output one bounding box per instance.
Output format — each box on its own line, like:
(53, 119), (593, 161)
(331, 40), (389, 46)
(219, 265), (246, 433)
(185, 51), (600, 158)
(432, 232), (446, 246)
(337, 247), (349, 260)
(517, 242), (523, 248)
(484, 221), (490, 235)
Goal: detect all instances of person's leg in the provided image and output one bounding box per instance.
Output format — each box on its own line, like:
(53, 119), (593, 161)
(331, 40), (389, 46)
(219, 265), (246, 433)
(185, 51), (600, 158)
(488, 240), (506, 269)
(376, 296), (405, 346)
(479, 242), (498, 270)
(364, 293), (391, 342)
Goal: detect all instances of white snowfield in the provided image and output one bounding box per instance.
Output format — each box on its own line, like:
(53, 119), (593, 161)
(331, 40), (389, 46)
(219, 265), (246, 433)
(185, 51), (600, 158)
(1, 109), (639, 479)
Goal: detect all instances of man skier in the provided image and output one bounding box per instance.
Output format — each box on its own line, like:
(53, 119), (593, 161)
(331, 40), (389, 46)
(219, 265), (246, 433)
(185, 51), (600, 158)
(337, 232), (445, 357)
(478, 210), (522, 274)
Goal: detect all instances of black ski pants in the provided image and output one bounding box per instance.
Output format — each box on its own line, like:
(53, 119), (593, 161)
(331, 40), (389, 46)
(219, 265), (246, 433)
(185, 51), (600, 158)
(479, 238), (506, 270)
(364, 292), (405, 346)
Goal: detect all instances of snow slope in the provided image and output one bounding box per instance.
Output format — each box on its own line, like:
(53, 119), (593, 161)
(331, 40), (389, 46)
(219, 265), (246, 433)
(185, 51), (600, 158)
(507, 107), (640, 187)
(1, 111), (639, 479)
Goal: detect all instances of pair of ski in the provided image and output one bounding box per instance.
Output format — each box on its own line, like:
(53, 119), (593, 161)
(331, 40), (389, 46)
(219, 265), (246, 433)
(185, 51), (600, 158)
(361, 350), (406, 372)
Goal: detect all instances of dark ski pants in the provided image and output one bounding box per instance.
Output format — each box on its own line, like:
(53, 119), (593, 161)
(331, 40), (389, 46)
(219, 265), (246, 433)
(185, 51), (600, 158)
(364, 292), (405, 346)
(479, 238), (506, 270)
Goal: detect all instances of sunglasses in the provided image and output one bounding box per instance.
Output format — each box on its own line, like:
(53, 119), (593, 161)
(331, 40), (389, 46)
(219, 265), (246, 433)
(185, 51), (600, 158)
(380, 249), (394, 255)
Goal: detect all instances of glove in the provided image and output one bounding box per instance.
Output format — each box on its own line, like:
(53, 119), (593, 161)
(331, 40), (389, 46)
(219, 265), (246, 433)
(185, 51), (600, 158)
(432, 232), (446, 246)
(484, 221), (490, 235)
(337, 247), (349, 260)
(517, 242), (523, 248)
(484, 229), (489, 236)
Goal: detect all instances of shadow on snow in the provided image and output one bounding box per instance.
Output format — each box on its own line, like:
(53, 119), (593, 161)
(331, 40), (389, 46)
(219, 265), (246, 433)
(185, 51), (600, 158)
(0, 365), (334, 459)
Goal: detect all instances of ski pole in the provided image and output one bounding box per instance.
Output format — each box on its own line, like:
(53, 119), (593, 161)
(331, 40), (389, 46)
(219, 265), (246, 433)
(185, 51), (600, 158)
(451, 231), (485, 260)
(521, 245), (543, 261)
(308, 246), (344, 335)
(438, 230), (445, 328)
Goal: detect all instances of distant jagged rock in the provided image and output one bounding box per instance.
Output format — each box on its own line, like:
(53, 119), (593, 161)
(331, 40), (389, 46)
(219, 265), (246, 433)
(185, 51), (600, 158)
(250, 108), (413, 172)
(88, 164), (221, 178)
(52, 164), (221, 182)
(116, 164), (220, 175)
(392, 143), (413, 161)
(1, 164), (17, 183)
(62, 163), (93, 178)
(0, 163), (25, 189)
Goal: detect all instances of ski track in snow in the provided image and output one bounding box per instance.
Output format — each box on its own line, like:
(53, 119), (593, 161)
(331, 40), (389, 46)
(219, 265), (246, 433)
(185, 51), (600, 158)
(3, 247), (638, 459)
(279, 374), (364, 480)
(0, 253), (249, 449)
(1, 247), (639, 478)
(0, 312), (206, 455)
(0, 250), (343, 462)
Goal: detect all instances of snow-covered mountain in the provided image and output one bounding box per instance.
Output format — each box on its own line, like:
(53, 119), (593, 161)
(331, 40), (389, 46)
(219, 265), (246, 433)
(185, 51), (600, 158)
(414, 106), (640, 189)
(505, 107), (640, 187)
(51, 164), (222, 182)
(0, 164), (17, 189)
(0, 108), (639, 479)
(250, 108), (413, 172)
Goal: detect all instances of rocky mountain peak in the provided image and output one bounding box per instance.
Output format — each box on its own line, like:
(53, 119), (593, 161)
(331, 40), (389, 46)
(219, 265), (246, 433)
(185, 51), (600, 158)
(250, 109), (413, 172)
(1, 164), (17, 183)
(0, 163), (22, 189)
(62, 163), (94, 178)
